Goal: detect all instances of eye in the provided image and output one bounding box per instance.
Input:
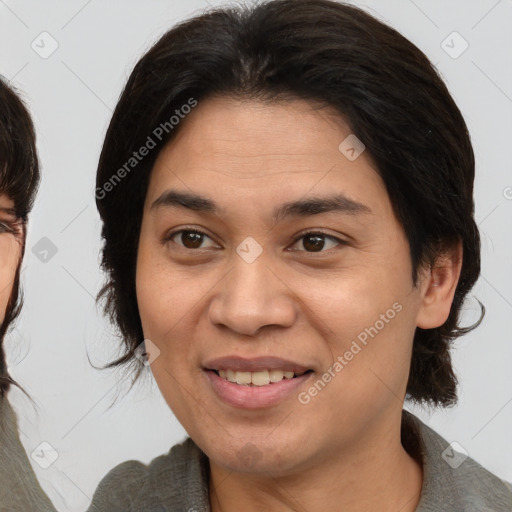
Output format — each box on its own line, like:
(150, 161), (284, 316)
(0, 221), (21, 236)
(164, 228), (346, 253)
(0, 222), (13, 234)
(166, 229), (219, 250)
(289, 231), (345, 253)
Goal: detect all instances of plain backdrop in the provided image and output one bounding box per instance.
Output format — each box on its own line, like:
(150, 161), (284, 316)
(1, 0), (511, 510)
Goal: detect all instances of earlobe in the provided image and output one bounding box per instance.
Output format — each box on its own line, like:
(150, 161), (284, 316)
(416, 241), (463, 329)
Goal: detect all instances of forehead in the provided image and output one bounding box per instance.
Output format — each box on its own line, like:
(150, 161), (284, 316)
(157, 96), (355, 162)
(146, 96), (389, 217)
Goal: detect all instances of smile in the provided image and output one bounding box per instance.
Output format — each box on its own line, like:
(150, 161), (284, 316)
(213, 369), (312, 386)
(204, 369), (314, 409)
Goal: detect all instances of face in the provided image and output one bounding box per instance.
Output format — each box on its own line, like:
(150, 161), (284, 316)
(0, 194), (22, 323)
(136, 96), (431, 475)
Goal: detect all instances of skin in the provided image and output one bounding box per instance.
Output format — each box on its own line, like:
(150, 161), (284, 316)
(0, 194), (22, 324)
(136, 96), (462, 512)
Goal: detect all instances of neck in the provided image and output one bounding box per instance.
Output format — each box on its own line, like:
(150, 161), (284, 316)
(208, 412), (423, 512)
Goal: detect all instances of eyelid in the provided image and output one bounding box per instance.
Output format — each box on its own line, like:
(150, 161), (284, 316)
(293, 228), (346, 241)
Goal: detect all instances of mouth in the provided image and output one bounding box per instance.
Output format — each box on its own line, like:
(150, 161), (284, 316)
(202, 355), (315, 408)
(207, 368), (314, 386)
(203, 365), (315, 409)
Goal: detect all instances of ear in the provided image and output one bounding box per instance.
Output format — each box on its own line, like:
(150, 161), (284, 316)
(416, 241), (463, 329)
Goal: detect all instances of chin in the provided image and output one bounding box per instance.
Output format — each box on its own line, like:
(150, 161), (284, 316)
(205, 434), (309, 476)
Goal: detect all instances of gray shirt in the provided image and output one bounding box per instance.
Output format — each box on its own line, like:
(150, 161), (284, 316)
(87, 410), (512, 511)
(0, 397), (57, 512)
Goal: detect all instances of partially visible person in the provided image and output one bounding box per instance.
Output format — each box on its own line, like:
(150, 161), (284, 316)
(0, 76), (56, 511)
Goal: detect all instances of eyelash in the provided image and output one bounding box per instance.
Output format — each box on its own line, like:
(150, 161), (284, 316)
(164, 227), (346, 253)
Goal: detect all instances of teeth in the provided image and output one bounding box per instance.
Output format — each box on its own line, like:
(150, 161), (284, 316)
(217, 369), (300, 385)
(269, 370), (284, 382)
(251, 370), (270, 386)
(236, 371), (252, 385)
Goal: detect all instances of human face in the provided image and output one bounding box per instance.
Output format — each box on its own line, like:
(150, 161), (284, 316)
(136, 96), (428, 475)
(0, 194), (22, 323)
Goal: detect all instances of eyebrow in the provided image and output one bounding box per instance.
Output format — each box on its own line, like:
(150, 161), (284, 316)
(151, 189), (372, 222)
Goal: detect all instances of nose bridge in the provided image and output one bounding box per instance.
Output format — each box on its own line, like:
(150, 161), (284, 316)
(208, 249), (296, 336)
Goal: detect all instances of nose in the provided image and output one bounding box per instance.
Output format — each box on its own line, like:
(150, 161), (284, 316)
(208, 253), (298, 337)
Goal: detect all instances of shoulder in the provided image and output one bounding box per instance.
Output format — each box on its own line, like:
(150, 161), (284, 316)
(87, 437), (210, 512)
(0, 397), (57, 512)
(403, 411), (512, 512)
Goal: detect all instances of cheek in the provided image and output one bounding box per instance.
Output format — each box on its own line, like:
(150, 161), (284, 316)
(136, 245), (172, 343)
(135, 240), (206, 426)
(303, 259), (419, 402)
(303, 255), (413, 340)
(136, 246), (201, 340)
(135, 234), (206, 369)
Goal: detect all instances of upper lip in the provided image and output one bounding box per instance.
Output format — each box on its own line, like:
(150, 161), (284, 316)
(203, 356), (313, 374)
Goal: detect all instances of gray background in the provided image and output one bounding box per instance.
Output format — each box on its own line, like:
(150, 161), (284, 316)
(1, 0), (511, 510)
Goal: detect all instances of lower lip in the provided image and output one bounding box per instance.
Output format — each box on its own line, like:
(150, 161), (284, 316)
(204, 370), (313, 409)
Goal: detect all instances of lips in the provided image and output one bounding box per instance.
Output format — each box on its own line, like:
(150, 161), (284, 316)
(203, 368), (314, 409)
(202, 355), (315, 408)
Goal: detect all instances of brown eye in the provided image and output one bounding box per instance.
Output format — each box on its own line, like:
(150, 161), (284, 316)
(289, 231), (345, 253)
(168, 229), (217, 250)
(302, 234), (326, 252)
(180, 231), (204, 248)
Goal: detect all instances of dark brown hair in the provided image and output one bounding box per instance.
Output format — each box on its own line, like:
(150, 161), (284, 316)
(96, 0), (482, 406)
(0, 77), (40, 397)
